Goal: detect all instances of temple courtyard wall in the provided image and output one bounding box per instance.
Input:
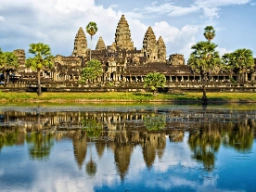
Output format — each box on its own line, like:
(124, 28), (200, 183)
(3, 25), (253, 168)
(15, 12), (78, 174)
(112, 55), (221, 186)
(1, 80), (256, 93)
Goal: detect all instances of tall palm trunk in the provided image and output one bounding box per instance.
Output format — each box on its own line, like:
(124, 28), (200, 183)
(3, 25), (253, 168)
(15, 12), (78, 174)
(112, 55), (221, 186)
(6, 70), (10, 85)
(6, 73), (9, 85)
(90, 36), (92, 61)
(37, 68), (42, 96)
(202, 72), (208, 104)
(3, 71), (6, 87)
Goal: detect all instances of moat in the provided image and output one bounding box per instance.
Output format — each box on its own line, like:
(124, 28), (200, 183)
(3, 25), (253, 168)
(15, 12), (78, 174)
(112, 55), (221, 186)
(0, 104), (256, 192)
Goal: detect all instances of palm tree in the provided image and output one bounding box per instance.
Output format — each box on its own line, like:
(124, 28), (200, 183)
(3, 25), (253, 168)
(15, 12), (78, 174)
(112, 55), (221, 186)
(188, 26), (221, 104)
(86, 22), (98, 61)
(188, 41), (221, 104)
(25, 43), (54, 96)
(26, 131), (54, 160)
(222, 53), (235, 80)
(233, 49), (254, 83)
(0, 52), (18, 86)
(204, 26), (215, 42)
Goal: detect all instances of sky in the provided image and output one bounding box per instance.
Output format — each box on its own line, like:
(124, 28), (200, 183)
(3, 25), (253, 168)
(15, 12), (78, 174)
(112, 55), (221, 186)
(0, 0), (255, 61)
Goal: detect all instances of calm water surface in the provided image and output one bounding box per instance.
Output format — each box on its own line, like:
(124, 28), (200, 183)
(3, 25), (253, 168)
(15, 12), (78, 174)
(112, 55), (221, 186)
(0, 104), (256, 192)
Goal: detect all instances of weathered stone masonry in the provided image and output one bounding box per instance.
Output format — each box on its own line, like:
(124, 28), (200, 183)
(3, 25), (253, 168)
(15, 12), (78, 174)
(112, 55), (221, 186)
(4, 15), (256, 92)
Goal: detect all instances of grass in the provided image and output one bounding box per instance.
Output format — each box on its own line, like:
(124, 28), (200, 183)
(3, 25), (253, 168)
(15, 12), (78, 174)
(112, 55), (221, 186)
(0, 91), (256, 103)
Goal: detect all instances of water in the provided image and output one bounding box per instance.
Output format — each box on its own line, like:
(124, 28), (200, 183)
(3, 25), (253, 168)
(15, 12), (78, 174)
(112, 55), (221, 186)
(0, 104), (256, 192)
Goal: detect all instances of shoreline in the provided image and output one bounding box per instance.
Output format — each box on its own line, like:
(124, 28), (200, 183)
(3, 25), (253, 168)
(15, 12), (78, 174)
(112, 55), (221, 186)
(1, 92), (256, 104)
(1, 98), (256, 104)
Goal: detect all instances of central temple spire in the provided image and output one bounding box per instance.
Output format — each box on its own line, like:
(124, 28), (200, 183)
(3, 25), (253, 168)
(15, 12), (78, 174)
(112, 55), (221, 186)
(113, 15), (134, 51)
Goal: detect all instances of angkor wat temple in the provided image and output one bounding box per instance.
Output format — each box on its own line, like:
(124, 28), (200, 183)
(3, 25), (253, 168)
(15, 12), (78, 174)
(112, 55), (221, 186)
(6, 15), (256, 92)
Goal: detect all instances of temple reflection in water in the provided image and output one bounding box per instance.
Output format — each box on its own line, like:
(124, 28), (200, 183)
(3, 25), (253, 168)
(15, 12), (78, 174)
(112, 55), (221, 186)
(0, 107), (255, 179)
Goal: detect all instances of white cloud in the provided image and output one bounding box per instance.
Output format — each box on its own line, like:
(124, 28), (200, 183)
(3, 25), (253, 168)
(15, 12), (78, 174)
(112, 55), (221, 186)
(0, 0), (237, 61)
(195, 0), (250, 7)
(54, 0), (95, 13)
(152, 22), (200, 60)
(168, 6), (199, 17)
(0, 16), (5, 22)
(137, 0), (251, 19)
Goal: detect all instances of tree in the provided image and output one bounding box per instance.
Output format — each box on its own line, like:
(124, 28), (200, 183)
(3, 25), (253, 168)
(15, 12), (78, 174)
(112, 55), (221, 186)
(188, 128), (221, 171)
(222, 49), (254, 83)
(222, 52), (236, 79)
(144, 114), (166, 131)
(204, 26), (215, 42)
(26, 132), (54, 160)
(233, 49), (254, 83)
(188, 26), (221, 104)
(25, 43), (54, 96)
(0, 52), (18, 86)
(86, 22), (98, 61)
(80, 59), (102, 84)
(143, 72), (166, 95)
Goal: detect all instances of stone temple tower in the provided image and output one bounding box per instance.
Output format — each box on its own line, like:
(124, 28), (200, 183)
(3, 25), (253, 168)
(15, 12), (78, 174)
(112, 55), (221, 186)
(113, 15), (134, 51)
(95, 36), (106, 50)
(72, 27), (87, 57)
(142, 26), (158, 62)
(157, 36), (166, 62)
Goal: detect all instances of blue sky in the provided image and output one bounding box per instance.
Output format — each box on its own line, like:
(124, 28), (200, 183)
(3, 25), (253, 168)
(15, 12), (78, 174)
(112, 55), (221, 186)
(0, 0), (255, 61)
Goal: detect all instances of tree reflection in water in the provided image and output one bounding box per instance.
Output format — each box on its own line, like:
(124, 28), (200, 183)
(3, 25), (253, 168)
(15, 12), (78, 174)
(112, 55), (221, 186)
(26, 131), (54, 160)
(82, 118), (103, 177)
(223, 120), (254, 152)
(0, 107), (255, 175)
(143, 114), (166, 131)
(143, 114), (167, 168)
(188, 126), (221, 171)
(0, 128), (25, 152)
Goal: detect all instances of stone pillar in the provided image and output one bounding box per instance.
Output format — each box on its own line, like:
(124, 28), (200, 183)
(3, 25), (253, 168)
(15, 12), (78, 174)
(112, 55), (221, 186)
(245, 73), (248, 82)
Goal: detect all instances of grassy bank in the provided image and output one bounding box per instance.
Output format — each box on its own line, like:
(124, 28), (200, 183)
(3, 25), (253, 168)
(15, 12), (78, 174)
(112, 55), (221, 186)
(0, 91), (256, 103)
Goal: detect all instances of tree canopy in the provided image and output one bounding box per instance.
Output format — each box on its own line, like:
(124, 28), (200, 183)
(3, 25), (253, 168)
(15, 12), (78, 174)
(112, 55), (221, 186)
(222, 49), (254, 82)
(188, 26), (221, 104)
(0, 51), (18, 85)
(80, 59), (102, 83)
(143, 72), (166, 95)
(25, 43), (54, 96)
(86, 22), (98, 61)
(204, 26), (215, 42)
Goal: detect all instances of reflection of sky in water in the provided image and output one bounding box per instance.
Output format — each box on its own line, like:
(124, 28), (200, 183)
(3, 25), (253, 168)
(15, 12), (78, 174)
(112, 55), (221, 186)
(0, 135), (256, 192)
(0, 104), (256, 192)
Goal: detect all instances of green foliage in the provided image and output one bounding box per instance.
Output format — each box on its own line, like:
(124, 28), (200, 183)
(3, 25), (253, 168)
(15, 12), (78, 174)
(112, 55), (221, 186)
(80, 59), (102, 83)
(222, 49), (254, 83)
(188, 26), (221, 103)
(86, 22), (98, 39)
(25, 43), (54, 71)
(26, 132), (54, 160)
(0, 51), (18, 85)
(143, 72), (166, 94)
(0, 130), (20, 151)
(144, 114), (166, 131)
(86, 22), (98, 61)
(204, 26), (215, 41)
(188, 41), (221, 74)
(2, 52), (18, 68)
(86, 159), (97, 176)
(82, 119), (102, 140)
(188, 129), (221, 171)
(25, 43), (54, 96)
